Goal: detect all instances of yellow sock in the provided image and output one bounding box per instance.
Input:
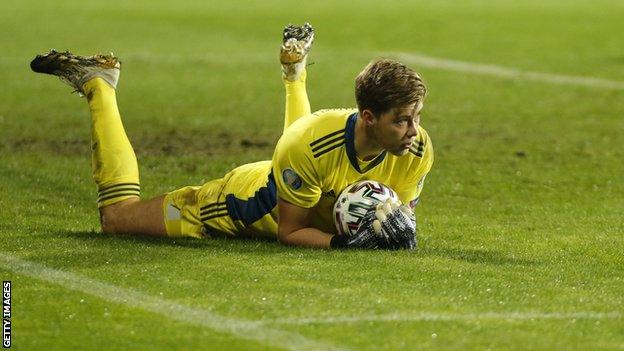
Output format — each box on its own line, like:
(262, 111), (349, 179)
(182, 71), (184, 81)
(83, 78), (140, 208)
(283, 69), (311, 132)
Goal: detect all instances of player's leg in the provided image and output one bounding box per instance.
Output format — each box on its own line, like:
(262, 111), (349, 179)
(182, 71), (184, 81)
(280, 23), (314, 132)
(30, 50), (167, 236)
(99, 196), (166, 236)
(82, 75), (169, 236)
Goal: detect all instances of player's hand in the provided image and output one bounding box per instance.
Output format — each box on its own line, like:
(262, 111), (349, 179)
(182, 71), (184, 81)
(372, 199), (417, 250)
(330, 209), (385, 249)
(330, 199), (417, 250)
(344, 209), (385, 249)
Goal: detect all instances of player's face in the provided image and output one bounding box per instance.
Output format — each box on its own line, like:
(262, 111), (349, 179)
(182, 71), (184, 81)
(373, 101), (423, 156)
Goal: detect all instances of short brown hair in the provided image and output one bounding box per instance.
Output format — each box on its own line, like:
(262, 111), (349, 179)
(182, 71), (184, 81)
(355, 58), (427, 115)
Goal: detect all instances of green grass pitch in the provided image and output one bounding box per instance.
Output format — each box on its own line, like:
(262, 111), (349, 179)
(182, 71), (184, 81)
(1, 0), (623, 350)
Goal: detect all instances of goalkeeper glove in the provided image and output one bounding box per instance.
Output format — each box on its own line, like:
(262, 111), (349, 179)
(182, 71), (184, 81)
(373, 199), (417, 250)
(330, 209), (384, 249)
(330, 199), (417, 250)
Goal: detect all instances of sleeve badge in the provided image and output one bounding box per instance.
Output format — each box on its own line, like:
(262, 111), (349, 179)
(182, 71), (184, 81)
(282, 168), (303, 190)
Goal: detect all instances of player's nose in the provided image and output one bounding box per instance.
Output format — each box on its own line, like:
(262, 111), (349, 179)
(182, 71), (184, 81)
(406, 121), (418, 138)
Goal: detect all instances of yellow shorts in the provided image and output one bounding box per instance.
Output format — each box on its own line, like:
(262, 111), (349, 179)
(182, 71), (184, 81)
(162, 161), (279, 239)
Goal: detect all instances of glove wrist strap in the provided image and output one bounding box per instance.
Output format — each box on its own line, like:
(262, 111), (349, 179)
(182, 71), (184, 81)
(330, 234), (348, 248)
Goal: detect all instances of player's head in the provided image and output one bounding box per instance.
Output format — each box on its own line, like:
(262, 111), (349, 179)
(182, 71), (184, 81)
(355, 59), (427, 156)
(355, 59), (427, 115)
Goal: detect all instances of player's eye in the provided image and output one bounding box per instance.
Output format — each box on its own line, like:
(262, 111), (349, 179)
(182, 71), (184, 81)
(394, 119), (408, 125)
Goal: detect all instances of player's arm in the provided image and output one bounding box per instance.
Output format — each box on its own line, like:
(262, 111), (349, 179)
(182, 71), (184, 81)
(277, 198), (395, 249)
(272, 124), (333, 248)
(277, 198), (333, 248)
(272, 122), (382, 249)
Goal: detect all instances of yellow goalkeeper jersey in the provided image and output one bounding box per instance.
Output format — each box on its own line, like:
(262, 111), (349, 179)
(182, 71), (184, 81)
(168, 108), (434, 239)
(271, 108), (434, 233)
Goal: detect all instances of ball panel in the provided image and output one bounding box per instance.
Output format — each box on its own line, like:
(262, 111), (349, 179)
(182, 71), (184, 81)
(332, 180), (398, 236)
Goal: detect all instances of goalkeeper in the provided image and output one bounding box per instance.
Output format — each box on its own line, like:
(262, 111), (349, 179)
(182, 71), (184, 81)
(30, 23), (433, 249)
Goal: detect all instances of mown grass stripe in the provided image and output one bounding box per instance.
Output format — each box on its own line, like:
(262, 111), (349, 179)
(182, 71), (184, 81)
(256, 311), (623, 326)
(384, 51), (624, 90)
(0, 252), (348, 351)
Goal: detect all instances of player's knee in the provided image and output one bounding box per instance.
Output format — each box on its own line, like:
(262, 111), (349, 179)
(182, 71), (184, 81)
(277, 233), (287, 245)
(99, 206), (120, 234)
(98, 199), (138, 234)
(276, 227), (292, 245)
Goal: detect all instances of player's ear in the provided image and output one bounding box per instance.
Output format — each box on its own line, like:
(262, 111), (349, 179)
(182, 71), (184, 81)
(361, 109), (376, 126)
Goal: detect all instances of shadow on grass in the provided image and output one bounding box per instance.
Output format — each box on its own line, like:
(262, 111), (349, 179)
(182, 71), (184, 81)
(420, 246), (539, 266)
(53, 229), (286, 252)
(41, 231), (539, 266)
(14, 230), (292, 269)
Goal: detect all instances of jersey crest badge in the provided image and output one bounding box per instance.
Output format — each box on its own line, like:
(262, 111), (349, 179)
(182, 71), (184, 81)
(282, 168), (302, 190)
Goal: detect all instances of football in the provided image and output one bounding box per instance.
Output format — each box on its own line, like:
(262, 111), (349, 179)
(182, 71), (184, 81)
(333, 180), (399, 236)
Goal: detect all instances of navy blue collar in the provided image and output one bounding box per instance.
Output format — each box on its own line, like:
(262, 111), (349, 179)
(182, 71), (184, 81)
(344, 113), (387, 174)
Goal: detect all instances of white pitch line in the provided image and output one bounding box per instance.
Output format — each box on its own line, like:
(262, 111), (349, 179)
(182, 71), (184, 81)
(123, 52), (273, 64)
(258, 310), (622, 326)
(1, 252), (347, 351)
(382, 51), (624, 90)
(3, 253), (621, 336)
(11, 50), (624, 90)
